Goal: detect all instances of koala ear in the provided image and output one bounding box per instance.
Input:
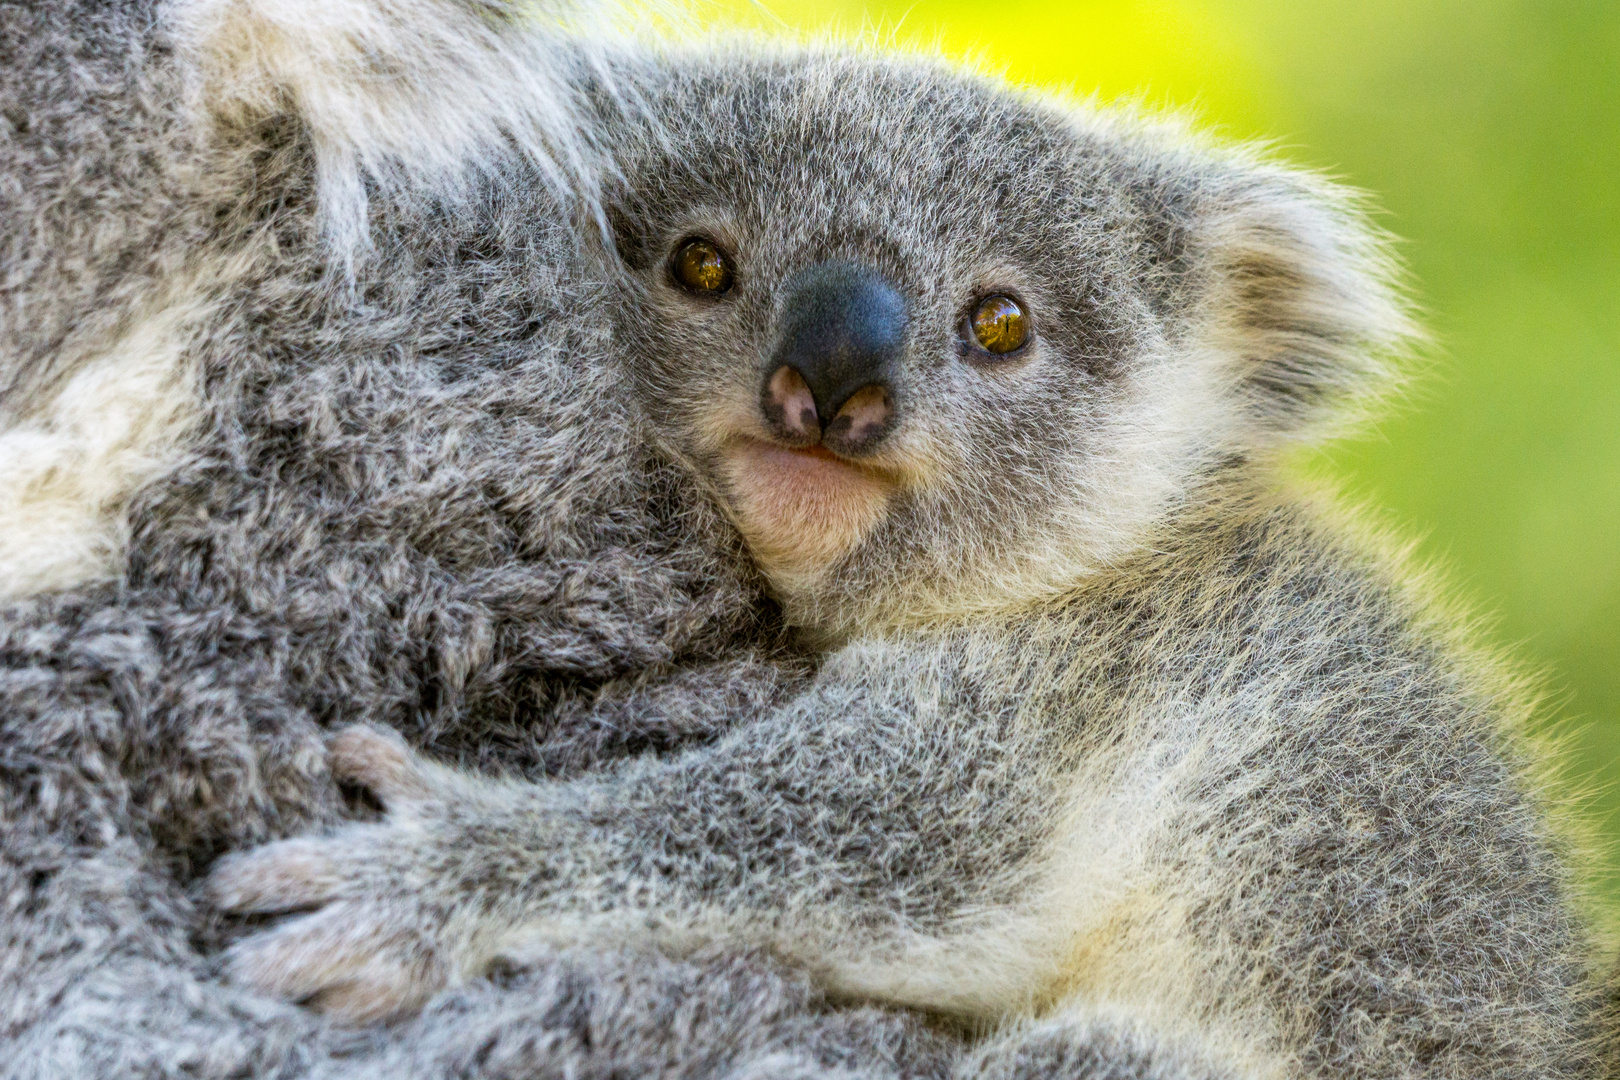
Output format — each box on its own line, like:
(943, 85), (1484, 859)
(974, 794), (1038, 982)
(168, 0), (611, 263)
(1185, 161), (1419, 443)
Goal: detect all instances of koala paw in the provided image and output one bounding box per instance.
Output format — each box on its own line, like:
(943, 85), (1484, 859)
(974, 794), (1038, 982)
(209, 725), (478, 1024)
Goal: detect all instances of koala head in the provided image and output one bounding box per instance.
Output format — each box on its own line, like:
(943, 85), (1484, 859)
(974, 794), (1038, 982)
(595, 46), (1413, 639)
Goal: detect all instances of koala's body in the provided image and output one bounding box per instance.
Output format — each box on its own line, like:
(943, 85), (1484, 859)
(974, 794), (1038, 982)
(1, 2), (1611, 1078)
(222, 32), (1609, 1080)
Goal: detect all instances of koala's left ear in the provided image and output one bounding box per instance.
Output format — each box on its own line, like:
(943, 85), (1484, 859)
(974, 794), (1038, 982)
(1183, 160), (1419, 443)
(170, 0), (607, 264)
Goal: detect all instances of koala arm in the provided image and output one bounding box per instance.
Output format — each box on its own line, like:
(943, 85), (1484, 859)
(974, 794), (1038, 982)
(210, 631), (1067, 1022)
(209, 682), (1259, 1079)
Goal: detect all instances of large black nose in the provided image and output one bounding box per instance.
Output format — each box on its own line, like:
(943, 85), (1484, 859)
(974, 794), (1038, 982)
(761, 262), (907, 455)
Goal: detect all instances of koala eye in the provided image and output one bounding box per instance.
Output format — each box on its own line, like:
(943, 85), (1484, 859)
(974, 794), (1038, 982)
(968, 294), (1030, 356)
(671, 238), (735, 295)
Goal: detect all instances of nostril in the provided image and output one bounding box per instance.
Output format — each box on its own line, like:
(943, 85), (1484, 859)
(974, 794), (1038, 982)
(822, 384), (894, 454)
(762, 365), (822, 445)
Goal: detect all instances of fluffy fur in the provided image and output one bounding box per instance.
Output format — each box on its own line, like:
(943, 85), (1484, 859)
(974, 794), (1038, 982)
(0, 2), (1610, 1079)
(1, 1), (849, 1074)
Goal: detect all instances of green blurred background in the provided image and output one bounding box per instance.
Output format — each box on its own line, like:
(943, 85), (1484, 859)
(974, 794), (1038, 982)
(695, 0), (1620, 902)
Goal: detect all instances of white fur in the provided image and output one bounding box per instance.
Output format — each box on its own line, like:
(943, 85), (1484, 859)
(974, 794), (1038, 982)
(170, 0), (630, 264)
(0, 293), (210, 601)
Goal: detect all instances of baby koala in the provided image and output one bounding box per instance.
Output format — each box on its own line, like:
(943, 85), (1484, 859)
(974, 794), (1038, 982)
(210, 43), (1609, 1080)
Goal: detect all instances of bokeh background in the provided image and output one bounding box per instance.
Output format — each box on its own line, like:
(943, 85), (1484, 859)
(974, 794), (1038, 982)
(694, 0), (1620, 901)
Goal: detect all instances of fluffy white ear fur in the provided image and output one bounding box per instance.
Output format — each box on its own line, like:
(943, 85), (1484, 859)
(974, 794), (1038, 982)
(169, 0), (632, 262)
(1191, 162), (1418, 447)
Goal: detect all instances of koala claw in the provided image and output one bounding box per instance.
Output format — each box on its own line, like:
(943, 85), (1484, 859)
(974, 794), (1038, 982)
(208, 725), (463, 1024)
(328, 723), (436, 804)
(224, 900), (448, 1024)
(208, 836), (346, 914)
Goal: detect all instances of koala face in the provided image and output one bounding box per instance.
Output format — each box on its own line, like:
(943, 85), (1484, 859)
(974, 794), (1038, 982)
(597, 50), (1407, 637)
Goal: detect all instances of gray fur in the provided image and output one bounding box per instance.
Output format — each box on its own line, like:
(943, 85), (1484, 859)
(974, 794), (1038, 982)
(0, 2), (1611, 1079)
(1, 1), (849, 1073)
(0, 0), (193, 412)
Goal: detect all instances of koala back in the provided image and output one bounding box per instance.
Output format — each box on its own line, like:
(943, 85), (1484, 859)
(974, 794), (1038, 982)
(0, 0), (635, 602)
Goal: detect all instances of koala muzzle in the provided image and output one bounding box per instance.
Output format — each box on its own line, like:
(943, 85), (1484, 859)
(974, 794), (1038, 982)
(761, 262), (907, 457)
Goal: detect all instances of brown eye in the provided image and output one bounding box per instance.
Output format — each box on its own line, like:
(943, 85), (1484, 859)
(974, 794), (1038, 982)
(672, 238), (734, 294)
(969, 294), (1030, 355)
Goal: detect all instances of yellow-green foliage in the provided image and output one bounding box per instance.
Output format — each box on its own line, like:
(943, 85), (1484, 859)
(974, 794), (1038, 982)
(697, 0), (1620, 902)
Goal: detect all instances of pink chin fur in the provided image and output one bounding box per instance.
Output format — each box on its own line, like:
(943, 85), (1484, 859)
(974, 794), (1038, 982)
(720, 438), (895, 580)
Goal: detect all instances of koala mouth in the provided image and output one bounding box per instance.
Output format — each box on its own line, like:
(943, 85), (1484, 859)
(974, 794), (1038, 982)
(786, 443), (841, 463)
(727, 435), (894, 489)
(718, 435), (898, 583)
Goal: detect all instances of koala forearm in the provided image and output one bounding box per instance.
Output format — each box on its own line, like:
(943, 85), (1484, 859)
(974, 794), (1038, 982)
(465, 652), (811, 777)
(215, 641), (1072, 1018)
(581, 693), (1046, 913)
(291, 643), (1069, 1026)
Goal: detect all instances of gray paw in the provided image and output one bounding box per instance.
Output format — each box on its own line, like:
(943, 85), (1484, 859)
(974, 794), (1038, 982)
(209, 725), (471, 1023)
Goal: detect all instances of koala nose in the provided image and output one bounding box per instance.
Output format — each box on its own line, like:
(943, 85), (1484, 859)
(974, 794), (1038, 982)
(760, 261), (907, 456)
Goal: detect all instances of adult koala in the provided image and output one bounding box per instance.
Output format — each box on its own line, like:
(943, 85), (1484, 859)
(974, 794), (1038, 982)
(0, 2), (1610, 1079)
